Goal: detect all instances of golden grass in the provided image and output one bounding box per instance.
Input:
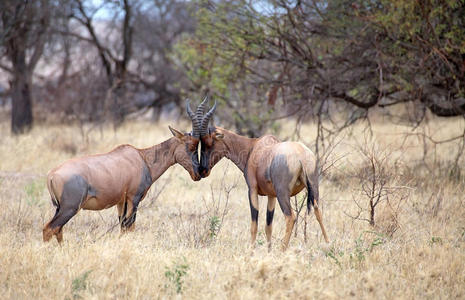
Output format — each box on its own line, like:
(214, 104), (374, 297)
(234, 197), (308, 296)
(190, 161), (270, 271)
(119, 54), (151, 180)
(0, 117), (464, 299)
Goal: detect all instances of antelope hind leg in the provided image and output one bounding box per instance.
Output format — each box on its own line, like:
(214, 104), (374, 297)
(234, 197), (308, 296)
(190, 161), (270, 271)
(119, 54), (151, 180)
(265, 196), (277, 252)
(314, 206), (329, 243)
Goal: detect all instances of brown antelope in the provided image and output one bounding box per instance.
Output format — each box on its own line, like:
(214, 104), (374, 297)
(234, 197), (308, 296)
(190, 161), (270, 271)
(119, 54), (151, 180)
(193, 100), (329, 251)
(43, 103), (206, 243)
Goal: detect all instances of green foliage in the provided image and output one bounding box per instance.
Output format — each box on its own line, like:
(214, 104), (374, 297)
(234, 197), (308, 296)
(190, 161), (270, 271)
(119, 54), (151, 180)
(370, 0), (465, 93)
(174, 0), (465, 130)
(352, 235), (367, 263)
(430, 236), (443, 245)
(174, 1), (258, 96)
(376, 0), (465, 55)
(349, 232), (387, 267)
(165, 258), (189, 294)
(24, 179), (44, 207)
(323, 232), (387, 270)
(71, 270), (92, 299)
(324, 246), (343, 269)
(209, 215), (221, 239)
(256, 232), (265, 246)
(172, 1), (276, 136)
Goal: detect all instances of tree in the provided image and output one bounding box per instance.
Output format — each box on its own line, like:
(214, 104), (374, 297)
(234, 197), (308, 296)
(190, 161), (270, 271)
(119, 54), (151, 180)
(0, 0), (51, 134)
(131, 0), (195, 117)
(69, 0), (134, 124)
(176, 0), (465, 137)
(367, 0), (465, 117)
(61, 0), (195, 124)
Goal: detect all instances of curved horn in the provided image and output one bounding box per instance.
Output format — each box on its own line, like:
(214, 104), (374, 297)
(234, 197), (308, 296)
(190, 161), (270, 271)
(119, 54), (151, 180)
(200, 100), (217, 136)
(186, 99), (195, 120)
(186, 99), (201, 137)
(195, 95), (208, 123)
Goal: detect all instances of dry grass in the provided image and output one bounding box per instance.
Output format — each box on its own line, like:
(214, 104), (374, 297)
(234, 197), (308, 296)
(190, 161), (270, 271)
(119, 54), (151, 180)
(0, 117), (464, 299)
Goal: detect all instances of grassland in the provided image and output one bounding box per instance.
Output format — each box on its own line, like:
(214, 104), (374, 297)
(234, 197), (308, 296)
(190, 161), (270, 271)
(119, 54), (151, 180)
(0, 117), (464, 299)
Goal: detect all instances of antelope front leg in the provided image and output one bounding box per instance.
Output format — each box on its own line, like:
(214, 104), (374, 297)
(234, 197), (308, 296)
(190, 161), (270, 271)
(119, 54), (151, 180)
(248, 188), (259, 248)
(265, 196), (277, 252)
(121, 199), (138, 232)
(117, 201), (125, 227)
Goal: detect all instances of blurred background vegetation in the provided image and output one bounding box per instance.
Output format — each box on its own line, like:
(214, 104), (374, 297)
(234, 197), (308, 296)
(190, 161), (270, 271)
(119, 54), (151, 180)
(0, 0), (464, 138)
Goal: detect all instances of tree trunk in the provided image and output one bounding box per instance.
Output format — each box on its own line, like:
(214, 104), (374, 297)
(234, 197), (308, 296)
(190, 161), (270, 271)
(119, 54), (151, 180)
(10, 50), (33, 134)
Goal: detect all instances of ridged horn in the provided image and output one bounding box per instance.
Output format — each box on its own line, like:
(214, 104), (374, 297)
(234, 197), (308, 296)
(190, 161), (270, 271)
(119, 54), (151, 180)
(195, 95), (208, 123)
(200, 100), (217, 136)
(186, 99), (201, 137)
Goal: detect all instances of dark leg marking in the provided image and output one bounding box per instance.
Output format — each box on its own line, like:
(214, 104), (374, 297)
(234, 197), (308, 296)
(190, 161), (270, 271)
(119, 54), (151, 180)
(248, 188), (259, 247)
(120, 201), (128, 228)
(122, 209), (137, 228)
(266, 209), (275, 226)
(248, 187), (259, 222)
(250, 201), (259, 222)
(265, 196), (277, 251)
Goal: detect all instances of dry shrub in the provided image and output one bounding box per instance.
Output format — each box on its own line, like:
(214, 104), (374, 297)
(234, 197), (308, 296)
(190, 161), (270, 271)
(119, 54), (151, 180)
(375, 201), (402, 237)
(345, 135), (411, 236)
(407, 161), (464, 221)
(168, 167), (237, 248)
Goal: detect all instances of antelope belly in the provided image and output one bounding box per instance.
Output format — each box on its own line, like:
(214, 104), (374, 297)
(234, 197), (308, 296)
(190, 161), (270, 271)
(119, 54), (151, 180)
(81, 197), (114, 210)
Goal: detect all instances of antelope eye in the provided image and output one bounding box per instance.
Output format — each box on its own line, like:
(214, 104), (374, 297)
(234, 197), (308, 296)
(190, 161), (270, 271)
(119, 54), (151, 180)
(188, 143), (198, 152)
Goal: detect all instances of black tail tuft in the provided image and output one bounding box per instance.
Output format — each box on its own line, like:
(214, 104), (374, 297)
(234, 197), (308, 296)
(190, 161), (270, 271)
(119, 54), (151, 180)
(306, 178), (315, 214)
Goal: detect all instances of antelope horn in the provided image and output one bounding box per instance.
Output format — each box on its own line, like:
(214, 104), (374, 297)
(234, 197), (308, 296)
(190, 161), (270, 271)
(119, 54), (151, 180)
(186, 99), (201, 137)
(200, 100), (217, 136)
(195, 95), (208, 123)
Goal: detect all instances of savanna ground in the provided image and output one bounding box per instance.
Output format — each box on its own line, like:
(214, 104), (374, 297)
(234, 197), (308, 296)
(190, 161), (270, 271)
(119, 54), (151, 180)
(0, 114), (464, 299)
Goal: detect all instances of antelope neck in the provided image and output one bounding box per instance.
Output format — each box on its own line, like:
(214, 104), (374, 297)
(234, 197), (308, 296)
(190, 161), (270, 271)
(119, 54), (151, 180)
(221, 129), (256, 173)
(139, 137), (177, 181)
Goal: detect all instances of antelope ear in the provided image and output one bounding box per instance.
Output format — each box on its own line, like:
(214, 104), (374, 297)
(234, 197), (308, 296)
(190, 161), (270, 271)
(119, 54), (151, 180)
(169, 126), (184, 139)
(214, 132), (224, 140)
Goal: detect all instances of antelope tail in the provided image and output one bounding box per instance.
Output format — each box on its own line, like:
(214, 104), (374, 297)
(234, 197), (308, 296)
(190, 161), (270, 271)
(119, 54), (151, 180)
(47, 175), (60, 210)
(300, 161), (315, 214)
(306, 178), (315, 213)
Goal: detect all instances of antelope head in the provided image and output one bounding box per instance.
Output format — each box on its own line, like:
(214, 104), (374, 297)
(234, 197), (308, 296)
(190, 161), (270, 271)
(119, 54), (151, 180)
(194, 98), (227, 178)
(168, 99), (213, 181)
(168, 125), (201, 181)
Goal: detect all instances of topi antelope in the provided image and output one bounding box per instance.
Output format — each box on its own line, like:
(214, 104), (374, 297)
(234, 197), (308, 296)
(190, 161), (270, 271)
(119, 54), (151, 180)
(192, 99), (329, 251)
(43, 103), (205, 243)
